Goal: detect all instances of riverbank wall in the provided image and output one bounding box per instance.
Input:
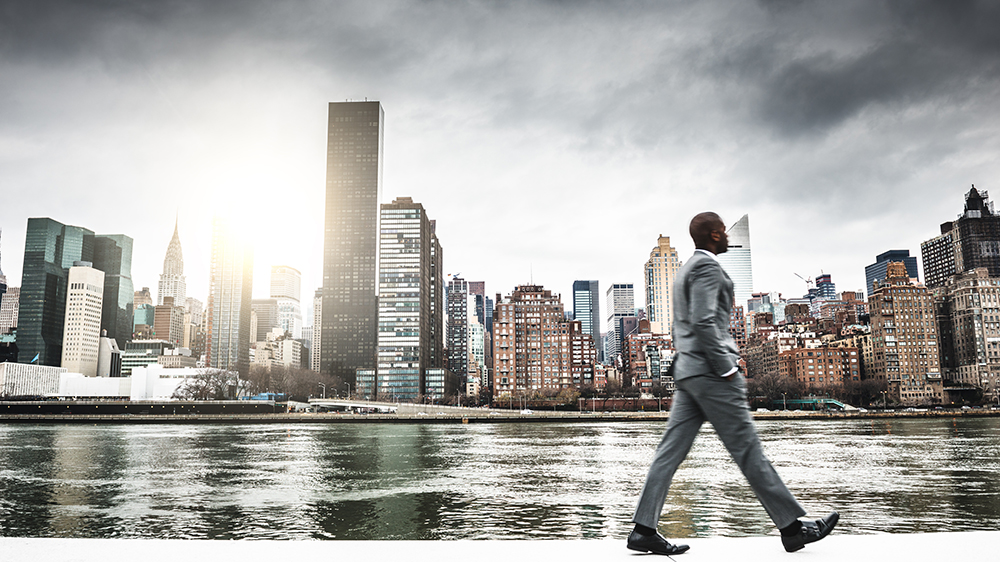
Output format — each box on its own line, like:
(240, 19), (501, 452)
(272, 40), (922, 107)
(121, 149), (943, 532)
(1, 408), (998, 424)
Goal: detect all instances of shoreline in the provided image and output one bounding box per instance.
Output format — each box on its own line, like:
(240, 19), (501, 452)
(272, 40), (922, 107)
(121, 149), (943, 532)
(1, 409), (998, 424)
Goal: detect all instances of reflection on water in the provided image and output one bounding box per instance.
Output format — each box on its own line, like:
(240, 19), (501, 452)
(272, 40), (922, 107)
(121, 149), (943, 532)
(1, 418), (998, 539)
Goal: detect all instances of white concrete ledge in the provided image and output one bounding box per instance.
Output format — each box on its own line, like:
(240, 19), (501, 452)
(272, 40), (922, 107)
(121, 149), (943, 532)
(1, 532), (996, 562)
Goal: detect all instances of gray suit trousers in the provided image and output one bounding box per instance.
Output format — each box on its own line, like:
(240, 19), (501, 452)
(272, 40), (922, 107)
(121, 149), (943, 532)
(632, 373), (806, 529)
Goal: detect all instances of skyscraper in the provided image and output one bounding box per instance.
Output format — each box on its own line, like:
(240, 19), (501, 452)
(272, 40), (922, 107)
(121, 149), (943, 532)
(270, 265), (302, 339)
(312, 288), (322, 372)
(643, 236), (681, 338)
(572, 280), (601, 362)
(251, 298), (279, 341)
(922, 186), (1000, 289)
(93, 234), (134, 346)
(605, 283), (634, 362)
(865, 250), (919, 296)
(428, 221), (444, 372)
(206, 217), (253, 376)
(447, 277), (469, 378)
(60, 262), (104, 377)
(19, 218), (95, 366)
(320, 100), (384, 383)
(0, 228), (6, 316)
(158, 218), (186, 307)
(376, 197), (444, 400)
(716, 214), (753, 310)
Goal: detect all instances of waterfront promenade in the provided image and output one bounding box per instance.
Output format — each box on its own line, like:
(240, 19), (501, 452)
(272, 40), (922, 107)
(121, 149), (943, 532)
(1, 532), (997, 561)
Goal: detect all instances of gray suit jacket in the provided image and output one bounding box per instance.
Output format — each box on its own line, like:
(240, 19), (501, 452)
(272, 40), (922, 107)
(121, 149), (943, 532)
(671, 250), (740, 380)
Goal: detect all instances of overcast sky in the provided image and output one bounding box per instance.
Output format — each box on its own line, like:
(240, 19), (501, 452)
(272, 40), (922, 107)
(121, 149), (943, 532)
(2, 0), (998, 329)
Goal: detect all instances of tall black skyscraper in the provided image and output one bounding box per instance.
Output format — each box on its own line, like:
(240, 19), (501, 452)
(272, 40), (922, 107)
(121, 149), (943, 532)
(93, 234), (134, 346)
(320, 101), (384, 383)
(446, 277), (469, 378)
(19, 218), (95, 366)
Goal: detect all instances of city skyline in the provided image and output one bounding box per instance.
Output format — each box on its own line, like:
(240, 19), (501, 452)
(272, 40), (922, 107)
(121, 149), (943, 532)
(1, 1), (998, 317)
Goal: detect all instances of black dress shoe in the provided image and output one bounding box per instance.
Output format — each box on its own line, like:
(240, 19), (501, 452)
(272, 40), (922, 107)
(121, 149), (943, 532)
(627, 530), (690, 555)
(781, 511), (839, 552)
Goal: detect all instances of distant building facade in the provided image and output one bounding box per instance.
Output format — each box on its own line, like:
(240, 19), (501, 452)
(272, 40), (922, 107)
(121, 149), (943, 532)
(0, 286), (18, 334)
(933, 267), (1000, 402)
(644, 236), (681, 337)
(868, 262), (942, 404)
(154, 297), (185, 347)
(572, 280), (601, 363)
(205, 218), (253, 376)
(60, 262), (105, 377)
(376, 198), (445, 401)
(133, 287), (153, 310)
(605, 283), (634, 363)
(865, 250), (919, 297)
(93, 234), (134, 346)
(492, 285), (596, 396)
(251, 298), (279, 342)
(716, 214), (753, 310)
(271, 265), (302, 339)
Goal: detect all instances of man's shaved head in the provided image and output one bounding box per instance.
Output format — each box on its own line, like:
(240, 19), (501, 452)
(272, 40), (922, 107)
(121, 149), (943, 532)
(688, 211), (726, 246)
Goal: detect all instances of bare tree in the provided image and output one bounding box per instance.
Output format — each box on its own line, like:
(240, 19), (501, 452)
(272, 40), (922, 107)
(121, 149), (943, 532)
(171, 369), (239, 400)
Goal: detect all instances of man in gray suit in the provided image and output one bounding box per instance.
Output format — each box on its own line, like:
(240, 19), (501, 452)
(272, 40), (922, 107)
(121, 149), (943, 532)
(627, 212), (837, 555)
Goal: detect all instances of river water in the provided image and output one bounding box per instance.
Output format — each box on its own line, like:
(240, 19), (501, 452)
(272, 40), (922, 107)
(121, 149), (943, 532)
(1, 418), (998, 540)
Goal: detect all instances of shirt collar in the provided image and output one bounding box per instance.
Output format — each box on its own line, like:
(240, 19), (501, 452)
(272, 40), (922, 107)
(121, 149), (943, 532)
(694, 248), (718, 262)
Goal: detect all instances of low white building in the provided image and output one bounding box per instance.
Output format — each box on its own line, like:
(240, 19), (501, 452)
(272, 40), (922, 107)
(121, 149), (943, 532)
(0, 363), (66, 397)
(56, 365), (207, 400)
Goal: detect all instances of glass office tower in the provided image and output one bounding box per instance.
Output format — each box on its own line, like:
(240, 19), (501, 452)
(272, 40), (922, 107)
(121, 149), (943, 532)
(320, 101), (384, 384)
(18, 218), (95, 366)
(93, 234), (134, 347)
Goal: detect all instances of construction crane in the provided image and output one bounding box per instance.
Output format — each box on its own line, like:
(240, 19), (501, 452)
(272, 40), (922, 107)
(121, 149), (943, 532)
(794, 273), (815, 291)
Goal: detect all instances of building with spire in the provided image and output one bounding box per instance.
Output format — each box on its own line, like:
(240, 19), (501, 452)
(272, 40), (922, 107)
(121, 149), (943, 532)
(922, 185), (1000, 289)
(717, 214), (753, 311)
(158, 217), (186, 307)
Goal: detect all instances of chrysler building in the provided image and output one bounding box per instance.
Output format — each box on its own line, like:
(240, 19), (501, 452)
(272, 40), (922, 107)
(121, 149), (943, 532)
(158, 217), (187, 306)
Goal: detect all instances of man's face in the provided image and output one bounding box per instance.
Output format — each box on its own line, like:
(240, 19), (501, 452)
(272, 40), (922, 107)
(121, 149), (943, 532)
(712, 221), (729, 255)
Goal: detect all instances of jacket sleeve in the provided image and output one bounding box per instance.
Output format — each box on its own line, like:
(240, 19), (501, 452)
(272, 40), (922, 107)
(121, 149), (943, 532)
(687, 260), (737, 376)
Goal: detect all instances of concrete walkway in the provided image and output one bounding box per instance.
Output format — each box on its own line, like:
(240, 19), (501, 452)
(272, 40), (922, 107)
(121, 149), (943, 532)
(1, 532), (996, 562)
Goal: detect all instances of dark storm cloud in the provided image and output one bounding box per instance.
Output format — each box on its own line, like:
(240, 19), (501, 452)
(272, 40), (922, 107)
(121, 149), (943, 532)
(2, 0), (998, 296)
(753, 0), (1000, 137)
